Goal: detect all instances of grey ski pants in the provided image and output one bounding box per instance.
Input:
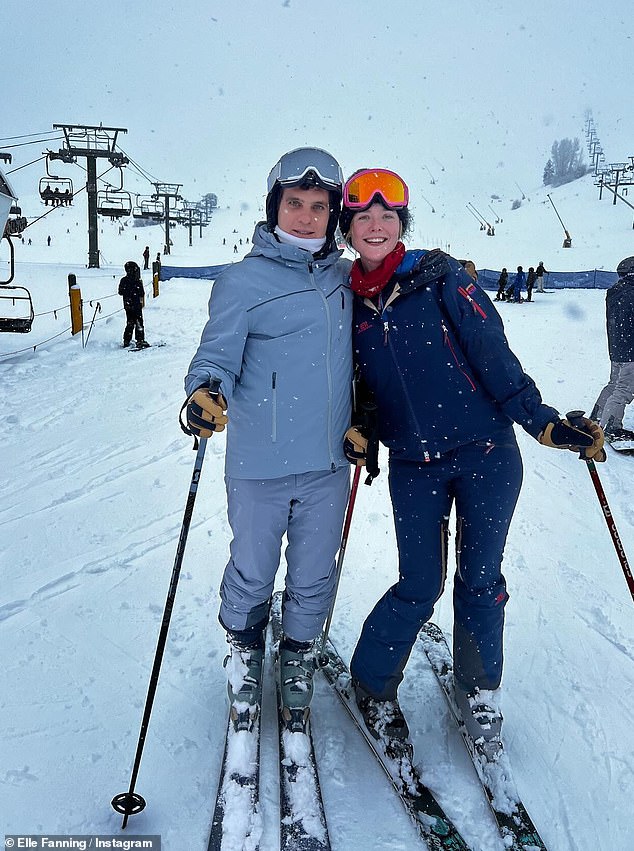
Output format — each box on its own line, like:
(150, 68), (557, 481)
(592, 361), (634, 430)
(219, 467), (350, 642)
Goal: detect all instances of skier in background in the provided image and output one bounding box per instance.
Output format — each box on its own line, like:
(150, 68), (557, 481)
(495, 268), (508, 301)
(535, 260), (548, 293)
(590, 256), (634, 442)
(512, 265), (525, 302)
(526, 266), (536, 302)
(142, 245), (150, 270)
(118, 260), (149, 349)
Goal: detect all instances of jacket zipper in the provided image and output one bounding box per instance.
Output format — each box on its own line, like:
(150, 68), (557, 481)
(271, 371), (277, 442)
(365, 295), (431, 462)
(441, 319), (477, 391)
(457, 286), (487, 318)
(309, 261), (337, 470)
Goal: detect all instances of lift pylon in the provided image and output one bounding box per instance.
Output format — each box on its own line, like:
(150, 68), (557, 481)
(48, 123), (129, 267)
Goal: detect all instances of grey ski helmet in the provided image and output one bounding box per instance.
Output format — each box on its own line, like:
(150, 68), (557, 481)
(265, 147), (344, 242)
(616, 256), (634, 278)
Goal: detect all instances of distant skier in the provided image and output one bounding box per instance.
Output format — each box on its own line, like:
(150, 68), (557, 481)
(535, 261), (548, 293)
(142, 245), (150, 270)
(118, 260), (149, 349)
(495, 268), (508, 301)
(590, 256), (634, 442)
(526, 266), (536, 302)
(512, 265), (525, 303)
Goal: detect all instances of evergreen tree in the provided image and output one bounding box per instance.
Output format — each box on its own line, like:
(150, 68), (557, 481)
(543, 158), (555, 186)
(547, 138), (588, 186)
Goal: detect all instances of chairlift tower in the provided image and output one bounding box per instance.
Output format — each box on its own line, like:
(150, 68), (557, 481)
(181, 201), (202, 247)
(152, 183), (182, 255)
(49, 124), (129, 267)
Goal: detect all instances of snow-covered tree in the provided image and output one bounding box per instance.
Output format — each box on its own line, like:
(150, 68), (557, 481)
(547, 138), (588, 186)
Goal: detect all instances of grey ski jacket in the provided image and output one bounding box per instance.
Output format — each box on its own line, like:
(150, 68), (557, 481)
(185, 224), (353, 478)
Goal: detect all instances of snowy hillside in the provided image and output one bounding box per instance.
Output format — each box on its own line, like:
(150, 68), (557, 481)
(1, 177), (633, 851)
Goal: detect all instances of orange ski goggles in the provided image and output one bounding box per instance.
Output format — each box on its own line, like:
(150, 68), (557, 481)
(343, 168), (409, 209)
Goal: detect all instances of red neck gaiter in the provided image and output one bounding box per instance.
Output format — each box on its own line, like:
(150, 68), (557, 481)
(350, 242), (406, 298)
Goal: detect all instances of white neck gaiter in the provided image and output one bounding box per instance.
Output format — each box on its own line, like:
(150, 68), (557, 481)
(274, 225), (326, 254)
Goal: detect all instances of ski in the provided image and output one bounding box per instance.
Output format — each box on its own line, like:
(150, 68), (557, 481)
(605, 430), (634, 455)
(419, 623), (547, 851)
(126, 341), (166, 351)
(207, 649), (265, 850)
(321, 638), (471, 851)
(270, 592), (331, 851)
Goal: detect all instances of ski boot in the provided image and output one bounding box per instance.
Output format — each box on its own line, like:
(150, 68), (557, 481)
(224, 640), (265, 733)
(455, 683), (503, 758)
(135, 340), (151, 350)
(279, 638), (316, 733)
(354, 681), (412, 761)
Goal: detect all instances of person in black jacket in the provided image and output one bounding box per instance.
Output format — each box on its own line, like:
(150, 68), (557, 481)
(118, 260), (149, 348)
(495, 268), (508, 300)
(590, 256), (634, 439)
(526, 266), (536, 302)
(339, 167), (605, 748)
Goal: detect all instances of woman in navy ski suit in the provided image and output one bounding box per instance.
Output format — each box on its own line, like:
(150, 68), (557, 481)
(339, 168), (605, 741)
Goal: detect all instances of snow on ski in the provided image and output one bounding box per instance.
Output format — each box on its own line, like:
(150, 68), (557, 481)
(419, 623), (548, 851)
(207, 647), (264, 851)
(270, 592), (331, 851)
(321, 638), (471, 851)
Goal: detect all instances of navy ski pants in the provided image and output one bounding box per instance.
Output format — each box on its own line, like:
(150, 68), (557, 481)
(351, 434), (523, 699)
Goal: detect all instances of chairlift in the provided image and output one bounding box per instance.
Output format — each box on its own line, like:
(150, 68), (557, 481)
(40, 154), (75, 206)
(4, 215), (28, 237)
(39, 176), (74, 206)
(133, 197), (164, 221)
(0, 285), (35, 333)
(97, 189), (132, 218)
(0, 235), (34, 333)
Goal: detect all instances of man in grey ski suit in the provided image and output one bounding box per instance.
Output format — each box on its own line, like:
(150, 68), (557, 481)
(591, 256), (634, 440)
(184, 148), (352, 732)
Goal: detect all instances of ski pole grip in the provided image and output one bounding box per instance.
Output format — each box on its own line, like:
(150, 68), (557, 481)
(566, 410), (588, 460)
(209, 376), (222, 399)
(566, 410), (585, 427)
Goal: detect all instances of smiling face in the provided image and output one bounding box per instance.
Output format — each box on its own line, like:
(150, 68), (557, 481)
(277, 186), (331, 239)
(348, 202), (401, 271)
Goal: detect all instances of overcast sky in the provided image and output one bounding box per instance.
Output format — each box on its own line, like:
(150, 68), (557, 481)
(4, 0), (633, 209)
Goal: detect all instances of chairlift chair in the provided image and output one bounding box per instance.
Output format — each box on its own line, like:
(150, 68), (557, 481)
(0, 285), (35, 333)
(140, 198), (164, 221)
(96, 189), (132, 218)
(0, 234), (34, 333)
(132, 196), (164, 221)
(38, 176), (73, 206)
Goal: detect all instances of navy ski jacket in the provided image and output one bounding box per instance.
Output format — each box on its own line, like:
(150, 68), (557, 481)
(605, 274), (634, 362)
(353, 249), (559, 461)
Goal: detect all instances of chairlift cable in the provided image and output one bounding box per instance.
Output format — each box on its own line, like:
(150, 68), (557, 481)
(6, 155), (48, 175)
(0, 136), (65, 150)
(0, 130), (63, 142)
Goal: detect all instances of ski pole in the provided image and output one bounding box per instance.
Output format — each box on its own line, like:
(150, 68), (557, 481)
(318, 464), (362, 663)
(567, 411), (634, 603)
(112, 377), (221, 827)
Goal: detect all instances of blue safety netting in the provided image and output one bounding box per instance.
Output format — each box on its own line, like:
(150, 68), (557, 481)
(160, 263), (619, 290)
(160, 263), (231, 281)
(478, 268), (618, 291)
